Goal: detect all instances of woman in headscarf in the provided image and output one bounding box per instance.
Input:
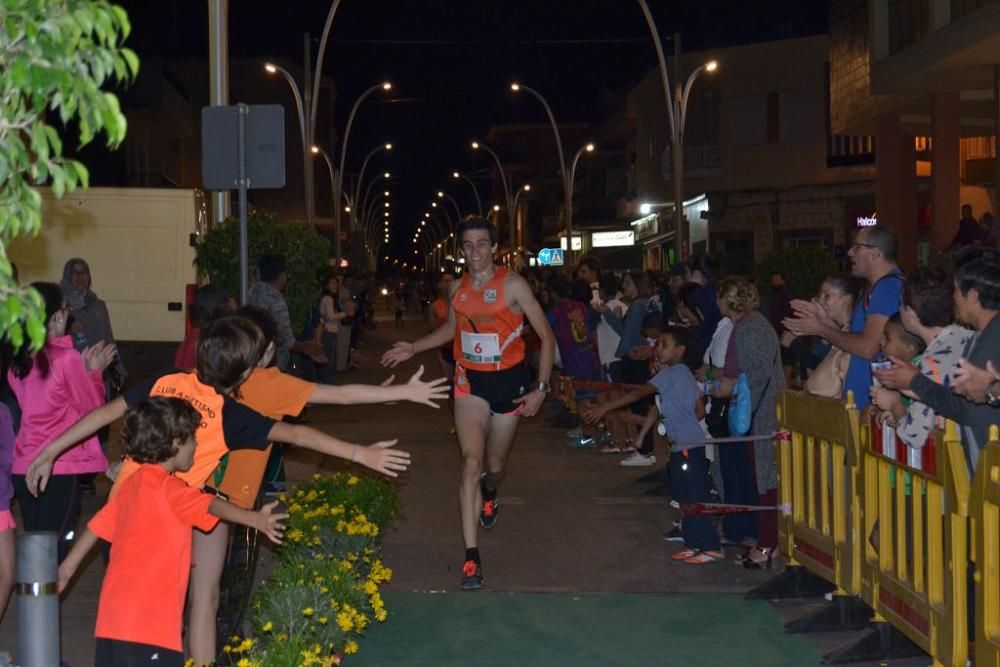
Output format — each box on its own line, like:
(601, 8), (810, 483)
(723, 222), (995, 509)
(60, 258), (126, 381)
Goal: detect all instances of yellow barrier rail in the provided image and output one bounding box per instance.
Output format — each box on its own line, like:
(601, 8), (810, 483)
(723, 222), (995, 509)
(973, 426), (1000, 667)
(858, 415), (970, 667)
(776, 390), (862, 596)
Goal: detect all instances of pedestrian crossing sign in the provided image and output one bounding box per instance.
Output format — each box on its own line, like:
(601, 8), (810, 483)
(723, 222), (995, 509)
(538, 248), (564, 266)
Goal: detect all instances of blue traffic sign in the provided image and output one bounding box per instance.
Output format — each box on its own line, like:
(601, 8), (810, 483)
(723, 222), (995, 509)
(538, 248), (564, 266)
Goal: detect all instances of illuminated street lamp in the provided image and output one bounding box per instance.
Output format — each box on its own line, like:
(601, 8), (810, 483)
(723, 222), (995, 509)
(470, 140), (514, 244)
(510, 82), (596, 258)
(451, 171), (483, 216)
(332, 82), (392, 263)
(634, 2), (718, 262)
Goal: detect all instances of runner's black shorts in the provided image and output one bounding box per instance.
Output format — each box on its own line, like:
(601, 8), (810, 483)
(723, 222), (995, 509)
(95, 638), (184, 666)
(455, 362), (531, 415)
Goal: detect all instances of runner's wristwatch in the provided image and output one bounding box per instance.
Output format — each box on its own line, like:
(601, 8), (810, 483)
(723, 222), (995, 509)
(536, 381), (551, 394)
(987, 380), (1000, 408)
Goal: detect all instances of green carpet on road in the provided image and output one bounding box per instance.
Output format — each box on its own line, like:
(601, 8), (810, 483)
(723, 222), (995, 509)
(353, 591), (820, 667)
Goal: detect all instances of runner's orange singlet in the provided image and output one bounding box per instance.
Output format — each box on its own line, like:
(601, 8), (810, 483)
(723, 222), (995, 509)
(451, 267), (525, 371)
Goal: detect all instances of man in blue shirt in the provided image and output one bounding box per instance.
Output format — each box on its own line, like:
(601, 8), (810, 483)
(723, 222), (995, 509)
(784, 226), (903, 408)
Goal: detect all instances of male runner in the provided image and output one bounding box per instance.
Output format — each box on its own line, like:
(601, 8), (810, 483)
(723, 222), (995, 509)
(382, 217), (555, 590)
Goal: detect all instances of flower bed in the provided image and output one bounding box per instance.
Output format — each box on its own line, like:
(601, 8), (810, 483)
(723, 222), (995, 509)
(219, 472), (400, 666)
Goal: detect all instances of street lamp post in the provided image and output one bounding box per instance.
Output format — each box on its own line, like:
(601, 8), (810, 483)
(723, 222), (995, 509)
(437, 190), (463, 222)
(470, 141), (514, 247)
(511, 183), (532, 250)
(510, 83), (595, 262)
(334, 82), (392, 265)
(265, 63), (312, 222)
(351, 143), (392, 229)
(633, 5), (717, 262)
(451, 171), (483, 216)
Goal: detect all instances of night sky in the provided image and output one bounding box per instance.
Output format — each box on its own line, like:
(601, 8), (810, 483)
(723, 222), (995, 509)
(118, 0), (826, 260)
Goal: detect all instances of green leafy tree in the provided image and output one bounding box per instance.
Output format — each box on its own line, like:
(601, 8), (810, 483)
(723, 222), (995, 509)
(753, 246), (841, 300)
(195, 212), (332, 334)
(1, 0), (137, 349)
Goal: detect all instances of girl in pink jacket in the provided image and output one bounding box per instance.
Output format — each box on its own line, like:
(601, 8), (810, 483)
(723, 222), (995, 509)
(8, 282), (116, 560)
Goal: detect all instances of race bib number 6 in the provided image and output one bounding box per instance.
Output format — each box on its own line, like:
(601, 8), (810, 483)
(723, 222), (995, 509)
(461, 331), (501, 363)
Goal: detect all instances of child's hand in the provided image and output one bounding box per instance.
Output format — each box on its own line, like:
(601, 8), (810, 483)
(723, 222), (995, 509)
(870, 386), (900, 413)
(357, 439), (410, 477)
(404, 365), (450, 407)
(581, 404), (609, 425)
(255, 500), (290, 544)
(57, 562), (74, 593)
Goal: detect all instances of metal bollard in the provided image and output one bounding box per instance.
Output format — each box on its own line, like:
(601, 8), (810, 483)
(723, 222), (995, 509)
(15, 532), (59, 667)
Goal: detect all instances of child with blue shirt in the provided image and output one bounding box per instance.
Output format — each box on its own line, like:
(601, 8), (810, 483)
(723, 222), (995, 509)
(582, 326), (722, 563)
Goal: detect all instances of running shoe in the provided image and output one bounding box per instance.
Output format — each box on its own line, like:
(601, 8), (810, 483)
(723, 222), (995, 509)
(620, 452), (656, 467)
(671, 549), (698, 560)
(460, 560), (484, 591)
(480, 495), (500, 528)
(568, 434), (596, 448)
(684, 550), (725, 564)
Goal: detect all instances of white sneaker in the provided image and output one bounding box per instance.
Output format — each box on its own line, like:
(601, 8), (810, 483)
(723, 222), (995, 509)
(620, 452), (656, 467)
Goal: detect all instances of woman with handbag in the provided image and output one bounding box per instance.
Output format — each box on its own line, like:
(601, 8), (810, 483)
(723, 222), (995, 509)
(710, 277), (786, 568)
(792, 275), (863, 398)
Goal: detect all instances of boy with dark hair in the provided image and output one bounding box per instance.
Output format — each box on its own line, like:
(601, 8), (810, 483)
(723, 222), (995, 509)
(57, 397), (287, 667)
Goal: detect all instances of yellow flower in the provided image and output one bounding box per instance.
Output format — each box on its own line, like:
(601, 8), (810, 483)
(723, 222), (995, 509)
(375, 608), (388, 622)
(303, 606), (315, 617)
(336, 611), (354, 631)
(347, 475), (360, 486)
(363, 580), (378, 595)
(344, 640), (359, 655)
(318, 616), (329, 625)
(237, 659), (252, 667)
(261, 621), (273, 632)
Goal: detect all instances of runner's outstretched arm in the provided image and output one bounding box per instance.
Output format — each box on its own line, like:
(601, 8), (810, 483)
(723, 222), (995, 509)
(382, 282), (459, 368)
(308, 365), (448, 408)
(25, 397), (129, 496)
(268, 422), (410, 478)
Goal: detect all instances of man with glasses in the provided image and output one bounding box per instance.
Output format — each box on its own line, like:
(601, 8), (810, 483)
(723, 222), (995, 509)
(784, 225), (903, 408)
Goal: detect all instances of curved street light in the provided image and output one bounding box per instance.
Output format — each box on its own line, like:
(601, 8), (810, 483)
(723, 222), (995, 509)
(470, 140), (514, 246)
(511, 81), (594, 259)
(351, 142), (392, 229)
(265, 62), (313, 222)
(633, 2), (718, 262)
(333, 81), (392, 263)
(451, 171), (483, 216)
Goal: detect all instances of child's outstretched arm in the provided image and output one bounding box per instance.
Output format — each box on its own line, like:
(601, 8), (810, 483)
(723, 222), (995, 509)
(26, 397), (129, 496)
(307, 365), (449, 408)
(57, 528), (101, 593)
(209, 499), (288, 544)
(268, 422), (410, 478)
(580, 383), (657, 425)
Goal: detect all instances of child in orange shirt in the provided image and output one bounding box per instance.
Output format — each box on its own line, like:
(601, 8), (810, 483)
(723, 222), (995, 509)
(57, 397), (287, 666)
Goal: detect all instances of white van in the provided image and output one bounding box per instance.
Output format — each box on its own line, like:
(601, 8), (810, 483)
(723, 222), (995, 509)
(10, 187), (205, 343)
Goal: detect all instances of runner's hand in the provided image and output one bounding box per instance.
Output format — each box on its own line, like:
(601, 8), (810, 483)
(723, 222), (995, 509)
(254, 500), (290, 544)
(404, 364), (450, 407)
(380, 374), (396, 387)
(25, 454), (54, 496)
(357, 439), (411, 477)
(513, 389), (546, 417)
(381, 341), (415, 368)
